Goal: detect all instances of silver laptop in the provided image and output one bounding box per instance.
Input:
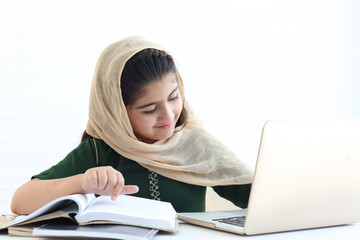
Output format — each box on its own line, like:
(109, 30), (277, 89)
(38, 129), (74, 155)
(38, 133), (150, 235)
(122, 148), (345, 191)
(179, 119), (360, 235)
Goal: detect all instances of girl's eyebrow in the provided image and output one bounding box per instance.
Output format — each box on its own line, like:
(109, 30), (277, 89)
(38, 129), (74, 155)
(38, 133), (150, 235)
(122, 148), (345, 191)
(137, 86), (179, 109)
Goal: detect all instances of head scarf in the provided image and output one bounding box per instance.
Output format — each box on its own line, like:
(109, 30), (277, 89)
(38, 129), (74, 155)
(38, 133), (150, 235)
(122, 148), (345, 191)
(86, 36), (253, 186)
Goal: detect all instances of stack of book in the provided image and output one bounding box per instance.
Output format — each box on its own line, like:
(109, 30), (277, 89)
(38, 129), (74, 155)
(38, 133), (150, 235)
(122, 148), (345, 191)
(1, 194), (178, 240)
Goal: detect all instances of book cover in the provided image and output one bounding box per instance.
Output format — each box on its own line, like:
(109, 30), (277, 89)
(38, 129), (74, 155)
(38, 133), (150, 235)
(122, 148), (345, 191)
(33, 222), (158, 240)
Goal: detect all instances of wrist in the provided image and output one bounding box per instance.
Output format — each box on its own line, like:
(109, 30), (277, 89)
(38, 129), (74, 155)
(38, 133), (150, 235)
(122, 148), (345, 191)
(72, 174), (87, 194)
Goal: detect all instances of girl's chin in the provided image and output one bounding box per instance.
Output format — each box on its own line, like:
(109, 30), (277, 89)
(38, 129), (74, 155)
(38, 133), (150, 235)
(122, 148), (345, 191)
(136, 130), (175, 144)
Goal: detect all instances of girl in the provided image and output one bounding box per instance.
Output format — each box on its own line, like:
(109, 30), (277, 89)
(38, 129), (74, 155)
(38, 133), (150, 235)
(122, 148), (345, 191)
(11, 36), (253, 215)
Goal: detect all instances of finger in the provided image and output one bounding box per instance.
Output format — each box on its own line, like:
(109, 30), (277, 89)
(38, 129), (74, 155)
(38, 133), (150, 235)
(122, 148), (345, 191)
(87, 169), (98, 190)
(104, 168), (117, 193)
(97, 168), (108, 190)
(111, 172), (125, 200)
(111, 186), (139, 201)
(119, 185), (139, 195)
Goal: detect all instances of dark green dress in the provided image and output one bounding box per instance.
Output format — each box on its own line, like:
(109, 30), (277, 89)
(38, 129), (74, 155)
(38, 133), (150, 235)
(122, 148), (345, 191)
(32, 138), (251, 212)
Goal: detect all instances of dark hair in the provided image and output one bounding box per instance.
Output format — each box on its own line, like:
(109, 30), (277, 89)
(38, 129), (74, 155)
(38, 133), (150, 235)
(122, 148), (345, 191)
(81, 48), (188, 142)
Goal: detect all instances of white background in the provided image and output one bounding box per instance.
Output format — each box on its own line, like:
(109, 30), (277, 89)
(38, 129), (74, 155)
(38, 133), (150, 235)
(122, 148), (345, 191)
(1, 0), (359, 213)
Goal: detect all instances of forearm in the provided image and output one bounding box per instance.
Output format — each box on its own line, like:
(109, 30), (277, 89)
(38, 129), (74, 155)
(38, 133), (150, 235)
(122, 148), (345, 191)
(11, 166), (139, 215)
(11, 174), (84, 215)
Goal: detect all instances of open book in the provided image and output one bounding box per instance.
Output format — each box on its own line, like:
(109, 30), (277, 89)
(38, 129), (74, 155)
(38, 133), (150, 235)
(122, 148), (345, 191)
(4, 194), (178, 232)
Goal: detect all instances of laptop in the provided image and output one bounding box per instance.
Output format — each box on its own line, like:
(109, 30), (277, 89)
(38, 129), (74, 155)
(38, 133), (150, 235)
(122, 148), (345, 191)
(178, 119), (360, 235)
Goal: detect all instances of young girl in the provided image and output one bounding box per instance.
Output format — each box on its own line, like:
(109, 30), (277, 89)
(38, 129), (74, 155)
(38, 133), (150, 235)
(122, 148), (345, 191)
(11, 36), (253, 215)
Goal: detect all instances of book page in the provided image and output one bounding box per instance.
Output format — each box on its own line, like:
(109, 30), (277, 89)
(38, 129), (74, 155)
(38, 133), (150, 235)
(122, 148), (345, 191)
(86, 195), (172, 218)
(6, 194), (95, 227)
(77, 195), (177, 231)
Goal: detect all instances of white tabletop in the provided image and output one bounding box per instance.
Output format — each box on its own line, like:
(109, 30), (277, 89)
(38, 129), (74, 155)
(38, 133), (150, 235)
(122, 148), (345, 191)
(158, 222), (360, 239)
(1, 222), (360, 240)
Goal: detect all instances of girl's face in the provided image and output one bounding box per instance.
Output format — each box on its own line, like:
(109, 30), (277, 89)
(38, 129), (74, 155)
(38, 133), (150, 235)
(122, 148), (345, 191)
(126, 72), (183, 144)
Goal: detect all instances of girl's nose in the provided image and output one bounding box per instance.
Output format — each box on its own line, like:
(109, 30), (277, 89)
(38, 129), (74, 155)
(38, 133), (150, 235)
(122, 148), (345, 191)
(160, 104), (174, 122)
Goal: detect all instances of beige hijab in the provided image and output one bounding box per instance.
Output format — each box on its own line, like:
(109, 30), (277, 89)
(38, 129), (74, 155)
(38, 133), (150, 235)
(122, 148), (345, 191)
(86, 36), (253, 186)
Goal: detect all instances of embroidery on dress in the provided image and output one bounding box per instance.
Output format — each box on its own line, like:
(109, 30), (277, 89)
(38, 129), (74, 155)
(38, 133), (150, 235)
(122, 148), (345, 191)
(148, 170), (161, 201)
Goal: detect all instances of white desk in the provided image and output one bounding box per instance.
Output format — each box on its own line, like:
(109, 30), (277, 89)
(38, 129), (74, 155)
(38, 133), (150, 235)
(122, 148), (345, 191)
(1, 222), (360, 240)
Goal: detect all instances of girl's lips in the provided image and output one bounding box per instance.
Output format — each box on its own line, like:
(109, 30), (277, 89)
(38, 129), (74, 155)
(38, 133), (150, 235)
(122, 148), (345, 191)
(156, 122), (173, 129)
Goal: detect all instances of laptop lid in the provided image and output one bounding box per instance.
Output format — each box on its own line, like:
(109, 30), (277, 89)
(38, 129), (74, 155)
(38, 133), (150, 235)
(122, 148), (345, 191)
(179, 119), (360, 235)
(244, 119), (360, 235)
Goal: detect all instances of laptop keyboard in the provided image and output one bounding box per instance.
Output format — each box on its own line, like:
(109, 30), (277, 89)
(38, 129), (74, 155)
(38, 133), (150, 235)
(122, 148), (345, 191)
(212, 216), (246, 227)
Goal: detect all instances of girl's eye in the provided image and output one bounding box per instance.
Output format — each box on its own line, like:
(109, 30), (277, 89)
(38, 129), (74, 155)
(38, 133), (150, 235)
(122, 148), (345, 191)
(143, 107), (157, 115)
(169, 94), (179, 102)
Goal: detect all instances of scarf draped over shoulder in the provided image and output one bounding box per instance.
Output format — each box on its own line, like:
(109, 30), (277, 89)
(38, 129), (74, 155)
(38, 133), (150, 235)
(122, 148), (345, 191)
(86, 36), (253, 186)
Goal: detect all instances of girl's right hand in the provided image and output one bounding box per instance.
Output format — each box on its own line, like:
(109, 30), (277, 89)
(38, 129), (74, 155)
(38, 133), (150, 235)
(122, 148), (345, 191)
(80, 166), (139, 200)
